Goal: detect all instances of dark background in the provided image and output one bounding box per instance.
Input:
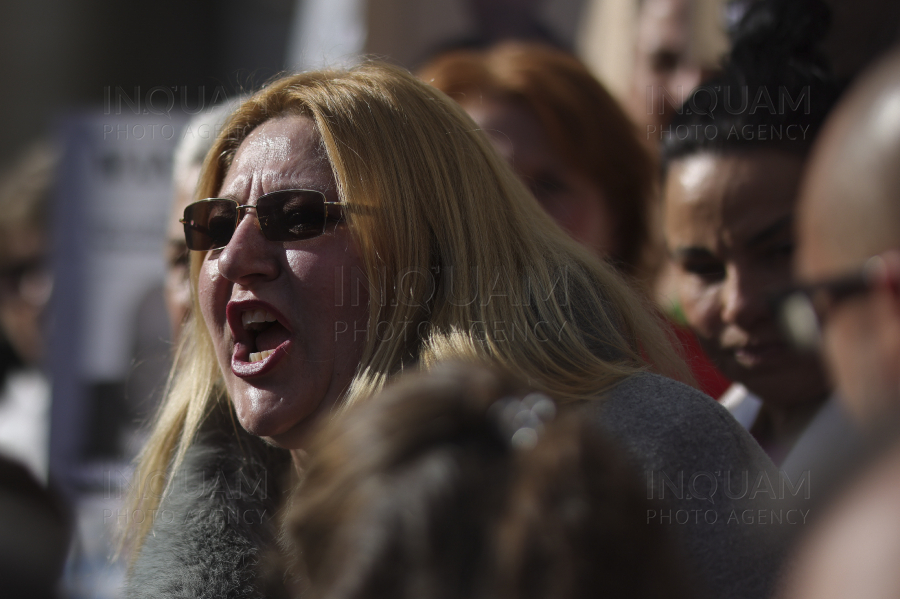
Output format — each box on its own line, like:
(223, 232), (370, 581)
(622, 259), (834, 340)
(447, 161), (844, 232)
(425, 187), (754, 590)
(0, 0), (295, 170)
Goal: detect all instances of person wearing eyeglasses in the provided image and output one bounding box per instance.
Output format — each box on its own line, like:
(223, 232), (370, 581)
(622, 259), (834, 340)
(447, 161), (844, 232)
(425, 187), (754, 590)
(661, 0), (847, 468)
(787, 45), (900, 426)
(120, 63), (781, 599)
(776, 47), (900, 599)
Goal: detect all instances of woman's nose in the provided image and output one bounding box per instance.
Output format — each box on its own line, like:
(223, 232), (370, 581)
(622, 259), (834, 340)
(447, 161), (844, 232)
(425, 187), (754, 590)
(215, 212), (279, 285)
(721, 266), (766, 328)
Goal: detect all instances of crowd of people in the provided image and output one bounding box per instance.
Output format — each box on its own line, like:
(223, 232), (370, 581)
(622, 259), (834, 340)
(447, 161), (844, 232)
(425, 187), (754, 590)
(2, 0), (900, 597)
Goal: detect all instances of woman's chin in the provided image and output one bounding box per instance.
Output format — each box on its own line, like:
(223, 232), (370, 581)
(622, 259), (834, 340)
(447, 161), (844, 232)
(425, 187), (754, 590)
(235, 408), (318, 450)
(263, 429), (314, 451)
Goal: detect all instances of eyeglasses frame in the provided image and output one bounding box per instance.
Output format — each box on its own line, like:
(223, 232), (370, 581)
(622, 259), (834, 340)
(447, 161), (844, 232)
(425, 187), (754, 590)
(179, 188), (346, 251)
(774, 256), (883, 351)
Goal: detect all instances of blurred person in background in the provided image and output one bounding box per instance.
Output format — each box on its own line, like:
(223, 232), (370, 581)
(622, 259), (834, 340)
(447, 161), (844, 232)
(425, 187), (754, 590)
(0, 454), (72, 599)
(628, 0), (723, 142)
(420, 41), (731, 397)
(166, 99), (245, 343)
(777, 46), (900, 599)
(661, 0), (844, 466)
(0, 143), (55, 481)
(421, 41), (654, 281)
(122, 62), (780, 599)
(124, 99), (247, 449)
(622, 0), (728, 386)
(286, 362), (693, 599)
(0, 144), (70, 599)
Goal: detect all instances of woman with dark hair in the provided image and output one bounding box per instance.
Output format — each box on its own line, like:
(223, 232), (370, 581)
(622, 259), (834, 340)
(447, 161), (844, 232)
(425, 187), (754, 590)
(662, 0), (843, 463)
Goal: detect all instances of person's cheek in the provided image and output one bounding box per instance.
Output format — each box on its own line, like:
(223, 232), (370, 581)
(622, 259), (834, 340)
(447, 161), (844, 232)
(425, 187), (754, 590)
(197, 260), (227, 348)
(822, 312), (865, 420)
(165, 266), (191, 328)
(828, 298), (895, 424)
(678, 277), (722, 340)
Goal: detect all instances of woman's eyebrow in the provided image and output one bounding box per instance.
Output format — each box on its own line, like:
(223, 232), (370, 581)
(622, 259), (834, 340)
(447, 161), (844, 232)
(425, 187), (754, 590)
(746, 215), (793, 249)
(671, 246), (716, 261)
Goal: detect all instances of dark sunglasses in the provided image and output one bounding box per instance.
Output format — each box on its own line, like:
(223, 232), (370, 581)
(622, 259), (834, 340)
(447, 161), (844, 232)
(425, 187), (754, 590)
(180, 188), (345, 251)
(775, 261), (878, 351)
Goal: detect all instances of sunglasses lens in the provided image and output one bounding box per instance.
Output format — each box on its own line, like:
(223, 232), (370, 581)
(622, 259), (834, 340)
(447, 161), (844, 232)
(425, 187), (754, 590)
(256, 190), (328, 241)
(182, 191), (336, 250)
(183, 200), (237, 250)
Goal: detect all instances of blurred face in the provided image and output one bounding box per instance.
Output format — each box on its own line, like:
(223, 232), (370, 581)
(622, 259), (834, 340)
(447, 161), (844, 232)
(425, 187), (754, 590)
(631, 0), (710, 134)
(464, 99), (619, 257)
(797, 143), (900, 424)
(664, 151), (828, 405)
(165, 164), (201, 343)
(197, 115), (369, 449)
(0, 226), (51, 365)
(795, 253), (892, 424)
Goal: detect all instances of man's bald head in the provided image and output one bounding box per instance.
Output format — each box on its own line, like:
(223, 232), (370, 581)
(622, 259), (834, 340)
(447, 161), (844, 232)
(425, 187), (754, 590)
(797, 46), (900, 425)
(799, 47), (900, 278)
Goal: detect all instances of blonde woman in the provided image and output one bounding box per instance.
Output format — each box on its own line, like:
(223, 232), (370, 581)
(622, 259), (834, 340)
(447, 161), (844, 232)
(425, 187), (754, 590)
(123, 63), (781, 599)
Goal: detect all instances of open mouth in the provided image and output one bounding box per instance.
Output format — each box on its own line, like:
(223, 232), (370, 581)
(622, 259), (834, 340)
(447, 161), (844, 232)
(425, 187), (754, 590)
(227, 303), (293, 374)
(241, 309), (291, 362)
(242, 309), (291, 362)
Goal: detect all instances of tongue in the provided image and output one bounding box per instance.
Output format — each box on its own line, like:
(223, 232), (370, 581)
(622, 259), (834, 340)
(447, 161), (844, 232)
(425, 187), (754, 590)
(254, 322), (291, 353)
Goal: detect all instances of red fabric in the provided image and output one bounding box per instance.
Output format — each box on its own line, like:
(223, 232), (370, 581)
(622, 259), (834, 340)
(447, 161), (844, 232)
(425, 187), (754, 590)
(670, 322), (732, 399)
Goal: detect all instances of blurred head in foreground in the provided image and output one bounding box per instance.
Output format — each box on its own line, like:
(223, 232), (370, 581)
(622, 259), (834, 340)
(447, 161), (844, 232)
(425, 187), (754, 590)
(794, 46), (900, 427)
(781, 47), (900, 592)
(778, 45), (900, 594)
(287, 362), (690, 599)
(420, 42), (656, 280)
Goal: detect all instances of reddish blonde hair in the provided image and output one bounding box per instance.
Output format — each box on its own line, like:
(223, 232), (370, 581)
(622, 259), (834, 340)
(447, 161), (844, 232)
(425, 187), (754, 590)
(420, 42), (656, 280)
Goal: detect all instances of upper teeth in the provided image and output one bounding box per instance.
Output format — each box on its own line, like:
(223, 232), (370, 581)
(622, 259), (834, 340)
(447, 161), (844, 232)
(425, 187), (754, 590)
(242, 309), (277, 329)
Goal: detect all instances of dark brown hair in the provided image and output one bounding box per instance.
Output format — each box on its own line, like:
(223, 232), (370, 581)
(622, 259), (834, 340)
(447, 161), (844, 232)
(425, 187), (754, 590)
(287, 363), (690, 599)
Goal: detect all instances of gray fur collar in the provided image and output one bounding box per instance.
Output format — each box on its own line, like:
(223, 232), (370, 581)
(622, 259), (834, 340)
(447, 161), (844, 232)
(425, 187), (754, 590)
(124, 423), (291, 599)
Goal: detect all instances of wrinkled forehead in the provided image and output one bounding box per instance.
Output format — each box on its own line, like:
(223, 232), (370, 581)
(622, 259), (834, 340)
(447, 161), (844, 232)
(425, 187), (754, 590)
(234, 115), (328, 168)
(219, 116), (332, 199)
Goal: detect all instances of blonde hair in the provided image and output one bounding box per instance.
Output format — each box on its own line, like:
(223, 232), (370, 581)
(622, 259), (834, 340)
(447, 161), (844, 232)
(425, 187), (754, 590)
(123, 61), (690, 559)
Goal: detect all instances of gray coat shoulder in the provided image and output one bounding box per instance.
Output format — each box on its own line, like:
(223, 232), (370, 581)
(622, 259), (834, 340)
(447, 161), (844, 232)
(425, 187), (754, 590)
(573, 372), (787, 599)
(582, 372), (773, 473)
